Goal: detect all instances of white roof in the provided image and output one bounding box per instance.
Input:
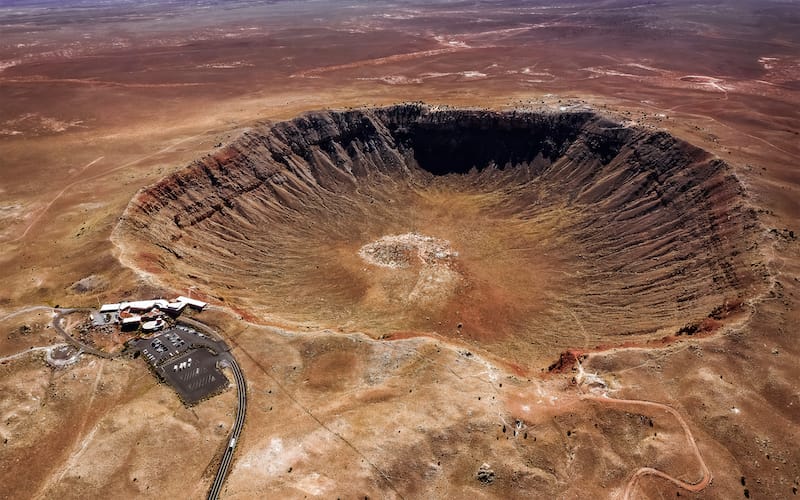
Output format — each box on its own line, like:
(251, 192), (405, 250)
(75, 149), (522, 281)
(100, 303), (121, 312)
(167, 301), (187, 310)
(121, 315), (142, 324)
(176, 296), (208, 309)
(121, 299), (170, 311)
(142, 319), (164, 331)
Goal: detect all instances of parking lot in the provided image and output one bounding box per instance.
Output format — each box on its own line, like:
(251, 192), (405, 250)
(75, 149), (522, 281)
(158, 348), (230, 405)
(130, 324), (232, 405)
(132, 325), (222, 364)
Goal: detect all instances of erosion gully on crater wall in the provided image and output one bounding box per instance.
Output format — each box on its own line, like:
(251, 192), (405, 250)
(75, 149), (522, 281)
(114, 103), (768, 368)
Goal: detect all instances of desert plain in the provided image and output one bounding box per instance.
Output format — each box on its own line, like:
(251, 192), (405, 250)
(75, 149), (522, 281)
(1, 1), (799, 499)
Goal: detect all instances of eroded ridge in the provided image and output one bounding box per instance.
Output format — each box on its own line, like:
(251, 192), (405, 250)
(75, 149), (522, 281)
(114, 104), (767, 366)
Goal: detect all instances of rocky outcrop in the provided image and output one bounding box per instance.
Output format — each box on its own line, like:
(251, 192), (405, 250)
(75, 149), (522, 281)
(114, 104), (767, 366)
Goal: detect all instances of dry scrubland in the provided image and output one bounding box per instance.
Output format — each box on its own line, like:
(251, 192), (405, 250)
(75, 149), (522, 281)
(1, 1), (799, 499)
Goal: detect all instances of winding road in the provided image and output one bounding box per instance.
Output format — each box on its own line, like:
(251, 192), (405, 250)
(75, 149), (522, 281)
(207, 353), (247, 500)
(177, 317), (248, 500)
(16, 306), (247, 500)
(51, 309), (117, 359)
(580, 394), (712, 498)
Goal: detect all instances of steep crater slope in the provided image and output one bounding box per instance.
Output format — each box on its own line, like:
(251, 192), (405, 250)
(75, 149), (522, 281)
(115, 104), (766, 367)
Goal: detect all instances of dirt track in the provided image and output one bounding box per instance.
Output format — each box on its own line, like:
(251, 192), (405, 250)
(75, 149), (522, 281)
(581, 394), (712, 498)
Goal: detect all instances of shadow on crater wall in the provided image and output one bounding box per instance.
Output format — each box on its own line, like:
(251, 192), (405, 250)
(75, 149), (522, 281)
(115, 104), (767, 366)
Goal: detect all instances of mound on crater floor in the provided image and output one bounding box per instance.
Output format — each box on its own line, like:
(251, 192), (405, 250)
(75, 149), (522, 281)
(115, 104), (766, 367)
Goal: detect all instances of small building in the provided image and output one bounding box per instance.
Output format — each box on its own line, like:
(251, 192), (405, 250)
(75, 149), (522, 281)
(123, 299), (170, 312)
(121, 315), (142, 331)
(142, 318), (166, 333)
(176, 296), (208, 310)
(166, 301), (188, 315)
(98, 296), (208, 334)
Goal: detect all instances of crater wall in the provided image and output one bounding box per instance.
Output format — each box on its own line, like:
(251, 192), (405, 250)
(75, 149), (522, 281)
(115, 104), (766, 366)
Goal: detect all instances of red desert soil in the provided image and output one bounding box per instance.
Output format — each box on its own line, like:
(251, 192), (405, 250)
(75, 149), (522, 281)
(1, 1), (799, 499)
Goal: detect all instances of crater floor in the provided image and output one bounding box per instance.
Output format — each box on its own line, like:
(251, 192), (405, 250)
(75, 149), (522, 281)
(115, 104), (767, 367)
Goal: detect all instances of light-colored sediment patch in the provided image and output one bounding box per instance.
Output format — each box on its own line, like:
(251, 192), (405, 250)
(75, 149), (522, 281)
(0, 59), (20, 72)
(581, 66), (642, 78)
(419, 70), (488, 80)
(759, 56), (779, 70)
(3, 113), (85, 134)
(359, 233), (462, 306)
(0, 344), (63, 364)
(44, 344), (82, 368)
(514, 67), (555, 78)
(196, 61), (254, 70)
(236, 429), (343, 496)
(238, 437), (299, 476)
(624, 62), (666, 73)
(0, 202), (41, 243)
(291, 46), (465, 78)
(433, 35), (470, 49)
(356, 75), (422, 85)
(359, 233), (457, 269)
(0, 203), (25, 222)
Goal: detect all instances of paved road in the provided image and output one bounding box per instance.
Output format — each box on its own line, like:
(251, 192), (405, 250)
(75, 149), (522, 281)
(176, 317), (247, 499)
(207, 353), (247, 500)
(176, 317), (231, 353)
(51, 309), (247, 498)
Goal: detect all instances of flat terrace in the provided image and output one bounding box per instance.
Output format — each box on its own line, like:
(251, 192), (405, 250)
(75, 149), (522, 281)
(130, 324), (232, 405)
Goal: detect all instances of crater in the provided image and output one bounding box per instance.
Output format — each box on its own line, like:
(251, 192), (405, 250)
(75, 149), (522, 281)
(114, 104), (767, 367)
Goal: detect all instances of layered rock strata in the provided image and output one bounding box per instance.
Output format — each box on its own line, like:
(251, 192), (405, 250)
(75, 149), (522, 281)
(115, 104), (765, 366)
